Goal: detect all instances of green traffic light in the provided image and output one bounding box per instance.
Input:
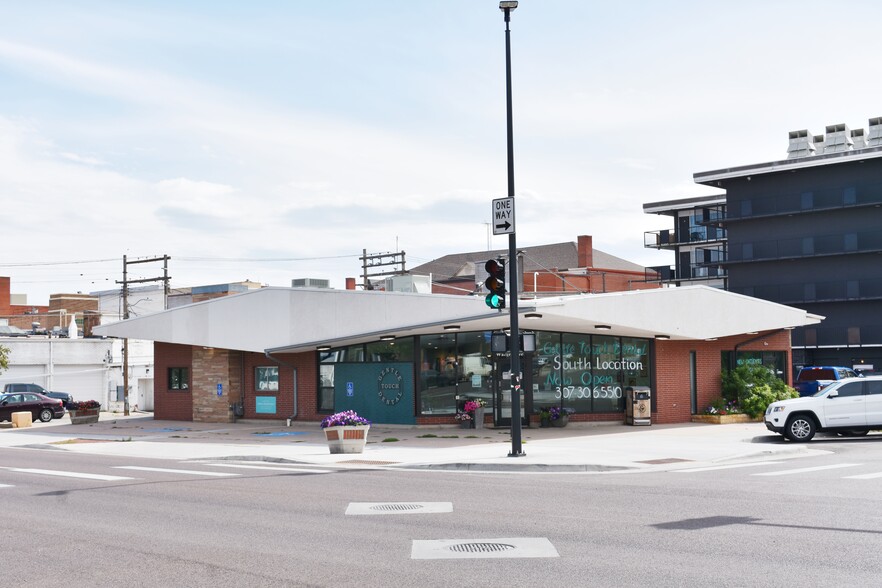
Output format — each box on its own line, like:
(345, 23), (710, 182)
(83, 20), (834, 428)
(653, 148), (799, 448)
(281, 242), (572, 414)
(485, 292), (505, 309)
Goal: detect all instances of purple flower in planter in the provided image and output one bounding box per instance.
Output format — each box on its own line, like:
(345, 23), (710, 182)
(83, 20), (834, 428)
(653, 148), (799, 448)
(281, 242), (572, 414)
(320, 410), (371, 428)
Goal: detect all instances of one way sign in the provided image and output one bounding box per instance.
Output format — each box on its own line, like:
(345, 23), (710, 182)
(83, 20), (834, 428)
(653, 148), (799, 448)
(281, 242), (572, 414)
(492, 197), (515, 235)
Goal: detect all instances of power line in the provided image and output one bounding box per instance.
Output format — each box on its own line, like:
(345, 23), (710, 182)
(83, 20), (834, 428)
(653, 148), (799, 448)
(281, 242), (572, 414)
(0, 254), (360, 269)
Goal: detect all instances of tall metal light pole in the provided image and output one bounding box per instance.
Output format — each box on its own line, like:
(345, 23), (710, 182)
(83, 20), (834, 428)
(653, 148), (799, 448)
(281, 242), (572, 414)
(500, 0), (524, 457)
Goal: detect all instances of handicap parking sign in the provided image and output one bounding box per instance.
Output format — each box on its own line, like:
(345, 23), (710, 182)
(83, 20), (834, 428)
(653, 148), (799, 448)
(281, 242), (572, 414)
(346, 382), (354, 397)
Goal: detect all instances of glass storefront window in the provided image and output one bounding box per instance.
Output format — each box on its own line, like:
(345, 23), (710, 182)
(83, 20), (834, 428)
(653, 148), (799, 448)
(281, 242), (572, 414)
(722, 351), (787, 381)
(560, 333), (592, 413)
(455, 331), (493, 408)
(532, 332), (561, 411)
(318, 330), (652, 417)
(591, 335), (624, 413)
(621, 337), (651, 390)
(419, 334), (458, 414)
(366, 338), (414, 362)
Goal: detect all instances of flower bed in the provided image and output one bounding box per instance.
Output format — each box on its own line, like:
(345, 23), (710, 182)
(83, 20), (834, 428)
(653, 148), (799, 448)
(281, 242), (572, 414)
(691, 414), (756, 424)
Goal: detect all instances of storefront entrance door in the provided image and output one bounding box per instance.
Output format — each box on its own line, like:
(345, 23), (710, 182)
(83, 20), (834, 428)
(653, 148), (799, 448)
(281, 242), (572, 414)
(492, 356), (532, 428)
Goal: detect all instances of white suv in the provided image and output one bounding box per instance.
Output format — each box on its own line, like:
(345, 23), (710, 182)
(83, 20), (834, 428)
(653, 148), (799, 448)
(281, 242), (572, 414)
(764, 375), (882, 441)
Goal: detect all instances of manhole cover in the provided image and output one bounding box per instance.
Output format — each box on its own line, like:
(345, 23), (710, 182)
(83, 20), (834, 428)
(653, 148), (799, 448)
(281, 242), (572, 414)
(370, 503), (424, 512)
(412, 537), (558, 559)
(448, 542), (516, 554)
(346, 502), (452, 515)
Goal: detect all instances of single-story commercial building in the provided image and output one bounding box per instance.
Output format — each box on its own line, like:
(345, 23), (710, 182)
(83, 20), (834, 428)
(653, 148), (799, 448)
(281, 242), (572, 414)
(93, 285), (821, 426)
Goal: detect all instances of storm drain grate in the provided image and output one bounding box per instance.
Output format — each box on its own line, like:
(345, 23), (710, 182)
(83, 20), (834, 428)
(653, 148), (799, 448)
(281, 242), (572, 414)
(412, 537), (559, 559)
(371, 503), (424, 512)
(448, 542), (515, 554)
(346, 502), (452, 515)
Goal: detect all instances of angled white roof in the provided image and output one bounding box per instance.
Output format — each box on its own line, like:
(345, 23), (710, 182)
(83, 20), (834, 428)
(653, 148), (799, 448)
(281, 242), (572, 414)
(92, 286), (823, 353)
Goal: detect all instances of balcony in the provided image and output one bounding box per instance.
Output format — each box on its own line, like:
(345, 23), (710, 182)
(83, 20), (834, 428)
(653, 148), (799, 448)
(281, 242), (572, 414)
(646, 265), (728, 284)
(644, 226), (727, 250)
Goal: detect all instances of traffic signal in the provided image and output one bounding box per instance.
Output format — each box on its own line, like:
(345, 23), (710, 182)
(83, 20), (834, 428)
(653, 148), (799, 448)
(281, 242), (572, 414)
(484, 258), (506, 309)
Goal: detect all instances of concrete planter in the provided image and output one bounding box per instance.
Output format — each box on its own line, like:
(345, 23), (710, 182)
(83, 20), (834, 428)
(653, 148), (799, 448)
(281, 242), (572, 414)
(324, 425), (369, 454)
(69, 409), (100, 425)
(473, 407), (485, 430)
(551, 414), (569, 427)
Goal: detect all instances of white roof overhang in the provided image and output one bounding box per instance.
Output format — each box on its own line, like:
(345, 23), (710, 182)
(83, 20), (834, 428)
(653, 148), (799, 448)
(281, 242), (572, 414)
(92, 286), (823, 353)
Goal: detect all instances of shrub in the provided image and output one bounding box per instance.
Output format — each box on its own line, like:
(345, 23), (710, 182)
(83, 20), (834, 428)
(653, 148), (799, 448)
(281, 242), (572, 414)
(721, 365), (798, 418)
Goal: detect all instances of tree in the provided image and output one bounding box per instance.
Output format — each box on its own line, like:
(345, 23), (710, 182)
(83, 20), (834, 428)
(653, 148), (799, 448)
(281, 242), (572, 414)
(0, 344), (8, 374)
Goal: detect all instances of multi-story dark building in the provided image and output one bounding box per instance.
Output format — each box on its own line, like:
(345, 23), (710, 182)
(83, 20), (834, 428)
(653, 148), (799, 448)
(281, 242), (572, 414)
(643, 195), (727, 289)
(646, 118), (882, 373)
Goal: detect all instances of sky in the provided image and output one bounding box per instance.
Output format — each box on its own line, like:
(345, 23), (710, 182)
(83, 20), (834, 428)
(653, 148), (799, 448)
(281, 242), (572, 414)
(3, 1), (882, 305)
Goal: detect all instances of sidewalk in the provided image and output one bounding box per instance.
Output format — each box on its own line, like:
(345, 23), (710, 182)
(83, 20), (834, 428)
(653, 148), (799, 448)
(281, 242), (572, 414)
(0, 413), (820, 473)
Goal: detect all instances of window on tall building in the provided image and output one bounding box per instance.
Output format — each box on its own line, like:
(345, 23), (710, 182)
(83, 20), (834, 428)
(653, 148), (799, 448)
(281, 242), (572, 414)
(801, 191), (814, 210)
(848, 327), (861, 345)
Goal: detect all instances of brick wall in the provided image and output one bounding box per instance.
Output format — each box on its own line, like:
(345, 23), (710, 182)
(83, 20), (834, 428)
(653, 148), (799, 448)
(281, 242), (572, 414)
(241, 352), (319, 420)
(155, 330), (791, 425)
(154, 342), (194, 420)
(49, 294), (99, 315)
(653, 330), (792, 424)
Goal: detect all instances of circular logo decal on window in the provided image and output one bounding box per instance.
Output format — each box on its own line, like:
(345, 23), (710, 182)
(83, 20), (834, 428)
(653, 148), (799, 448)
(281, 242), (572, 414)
(377, 367), (404, 406)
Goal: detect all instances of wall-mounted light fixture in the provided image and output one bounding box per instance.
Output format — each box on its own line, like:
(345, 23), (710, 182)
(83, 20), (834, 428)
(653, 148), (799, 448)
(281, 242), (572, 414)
(524, 312), (542, 319)
(443, 325), (460, 331)
(316, 345), (331, 352)
(594, 325), (611, 331)
(655, 335), (671, 340)
(379, 335), (395, 341)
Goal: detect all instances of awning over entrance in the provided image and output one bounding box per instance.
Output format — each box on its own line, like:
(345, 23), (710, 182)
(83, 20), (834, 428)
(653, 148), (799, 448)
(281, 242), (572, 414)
(93, 285), (823, 352)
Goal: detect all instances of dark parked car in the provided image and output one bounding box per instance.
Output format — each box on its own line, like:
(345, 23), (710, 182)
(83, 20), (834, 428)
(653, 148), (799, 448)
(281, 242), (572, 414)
(2, 383), (74, 409)
(0, 392), (65, 423)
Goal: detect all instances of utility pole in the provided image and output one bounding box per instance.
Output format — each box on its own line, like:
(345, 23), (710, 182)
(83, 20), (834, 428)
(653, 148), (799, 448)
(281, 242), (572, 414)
(360, 249), (407, 289)
(117, 255), (171, 416)
(500, 1), (524, 457)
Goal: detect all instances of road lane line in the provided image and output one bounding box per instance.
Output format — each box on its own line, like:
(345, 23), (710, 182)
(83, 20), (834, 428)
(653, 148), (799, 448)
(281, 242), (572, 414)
(113, 466), (240, 477)
(7, 468), (134, 481)
(674, 462), (785, 473)
(752, 463), (861, 476)
(843, 472), (882, 480)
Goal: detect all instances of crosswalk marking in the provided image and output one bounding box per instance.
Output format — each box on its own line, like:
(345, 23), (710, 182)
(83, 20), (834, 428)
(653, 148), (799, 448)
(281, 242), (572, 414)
(752, 463), (861, 476)
(113, 466), (239, 477)
(843, 472), (882, 480)
(205, 463), (333, 473)
(674, 462), (785, 473)
(5, 468), (134, 481)
(0, 484), (13, 488)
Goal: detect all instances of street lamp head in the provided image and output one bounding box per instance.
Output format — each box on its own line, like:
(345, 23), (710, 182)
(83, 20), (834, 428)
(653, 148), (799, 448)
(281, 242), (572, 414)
(499, 1), (518, 11)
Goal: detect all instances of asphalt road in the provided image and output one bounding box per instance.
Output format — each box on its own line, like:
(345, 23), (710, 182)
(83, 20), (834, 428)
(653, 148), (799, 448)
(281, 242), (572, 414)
(3, 439), (882, 587)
